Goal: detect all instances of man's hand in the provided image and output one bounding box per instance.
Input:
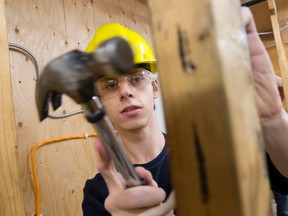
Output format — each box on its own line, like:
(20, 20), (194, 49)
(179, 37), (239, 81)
(242, 7), (288, 177)
(94, 139), (174, 216)
(241, 7), (283, 123)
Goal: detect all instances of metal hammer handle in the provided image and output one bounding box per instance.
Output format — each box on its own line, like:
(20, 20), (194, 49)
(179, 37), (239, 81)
(85, 96), (144, 187)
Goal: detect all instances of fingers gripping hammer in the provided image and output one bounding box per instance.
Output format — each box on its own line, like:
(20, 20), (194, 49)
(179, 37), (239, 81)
(36, 37), (144, 187)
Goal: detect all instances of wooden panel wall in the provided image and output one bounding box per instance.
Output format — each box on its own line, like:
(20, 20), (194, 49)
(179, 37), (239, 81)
(0, 0), (25, 215)
(268, 44), (288, 76)
(3, 0), (286, 215)
(4, 0), (151, 215)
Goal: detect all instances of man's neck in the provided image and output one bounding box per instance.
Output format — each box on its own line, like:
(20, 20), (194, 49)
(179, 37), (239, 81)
(117, 122), (165, 164)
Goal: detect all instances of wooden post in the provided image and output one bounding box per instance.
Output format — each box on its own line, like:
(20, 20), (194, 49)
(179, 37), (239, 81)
(0, 0), (25, 215)
(267, 0), (288, 110)
(148, 0), (271, 215)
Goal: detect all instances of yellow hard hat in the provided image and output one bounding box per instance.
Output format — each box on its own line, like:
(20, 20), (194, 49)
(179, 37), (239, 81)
(86, 23), (157, 74)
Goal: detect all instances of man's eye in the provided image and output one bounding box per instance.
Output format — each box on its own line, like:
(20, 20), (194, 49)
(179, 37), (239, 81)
(131, 75), (145, 84)
(104, 80), (118, 90)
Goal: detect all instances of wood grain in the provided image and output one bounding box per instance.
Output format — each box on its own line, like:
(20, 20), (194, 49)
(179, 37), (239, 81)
(148, 0), (271, 215)
(267, 0), (288, 110)
(4, 0), (152, 215)
(0, 0), (25, 215)
(267, 44), (288, 76)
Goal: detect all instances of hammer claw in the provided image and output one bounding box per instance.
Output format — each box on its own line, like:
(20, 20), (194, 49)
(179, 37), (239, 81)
(35, 37), (134, 121)
(51, 92), (62, 110)
(35, 37), (143, 187)
(39, 95), (50, 121)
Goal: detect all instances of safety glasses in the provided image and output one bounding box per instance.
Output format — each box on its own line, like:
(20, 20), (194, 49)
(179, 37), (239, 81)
(95, 68), (156, 99)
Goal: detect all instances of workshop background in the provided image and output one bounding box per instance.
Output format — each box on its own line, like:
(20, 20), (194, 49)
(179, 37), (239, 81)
(1, 0), (288, 215)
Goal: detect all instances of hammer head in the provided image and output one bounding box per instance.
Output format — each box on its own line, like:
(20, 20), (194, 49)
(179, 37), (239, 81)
(36, 37), (134, 121)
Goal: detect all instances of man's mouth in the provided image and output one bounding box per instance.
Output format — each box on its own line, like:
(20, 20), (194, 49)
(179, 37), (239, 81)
(121, 106), (141, 113)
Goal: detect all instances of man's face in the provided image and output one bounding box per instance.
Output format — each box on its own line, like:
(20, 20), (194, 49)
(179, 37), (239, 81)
(96, 68), (159, 131)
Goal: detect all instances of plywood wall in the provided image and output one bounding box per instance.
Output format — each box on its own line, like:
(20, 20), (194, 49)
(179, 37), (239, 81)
(0, 0), (25, 215)
(4, 0), (287, 215)
(4, 0), (152, 215)
(267, 44), (288, 76)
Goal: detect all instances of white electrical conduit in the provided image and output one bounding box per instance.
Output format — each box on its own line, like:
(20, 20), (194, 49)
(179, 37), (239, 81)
(258, 23), (288, 36)
(8, 43), (84, 119)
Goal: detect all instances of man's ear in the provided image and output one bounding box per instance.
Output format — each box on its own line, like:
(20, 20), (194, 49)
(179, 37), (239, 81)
(152, 79), (159, 99)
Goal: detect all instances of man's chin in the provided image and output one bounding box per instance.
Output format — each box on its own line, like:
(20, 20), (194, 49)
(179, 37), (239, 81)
(117, 123), (145, 133)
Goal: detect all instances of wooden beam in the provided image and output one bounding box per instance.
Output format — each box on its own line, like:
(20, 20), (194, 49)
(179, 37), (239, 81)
(267, 0), (288, 110)
(147, 0), (271, 215)
(0, 0), (25, 215)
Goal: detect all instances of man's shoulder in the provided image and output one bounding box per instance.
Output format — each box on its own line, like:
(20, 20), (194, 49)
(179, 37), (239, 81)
(84, 173), (107, 191)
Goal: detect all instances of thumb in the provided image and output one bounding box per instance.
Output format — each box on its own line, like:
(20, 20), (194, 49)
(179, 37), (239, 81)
(138, 190), (176, 216)
(94, 138), (126, 192)
(135, 166), (158, 187)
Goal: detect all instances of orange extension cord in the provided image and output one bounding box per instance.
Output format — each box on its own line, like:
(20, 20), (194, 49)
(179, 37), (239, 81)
(30, 133), (97, 216)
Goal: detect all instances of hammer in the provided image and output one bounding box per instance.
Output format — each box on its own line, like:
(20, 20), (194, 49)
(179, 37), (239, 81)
(36, 37), (144, 187)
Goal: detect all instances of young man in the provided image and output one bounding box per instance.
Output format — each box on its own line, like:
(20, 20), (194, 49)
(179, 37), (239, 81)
(82, 7), (288, 216)
(82, 22), (173, 216)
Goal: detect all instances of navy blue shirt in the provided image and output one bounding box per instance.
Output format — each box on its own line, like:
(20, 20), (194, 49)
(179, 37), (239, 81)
(267, 153), (288, 195)
(82, 144), (171, 216)
(82, 147), (288, 215)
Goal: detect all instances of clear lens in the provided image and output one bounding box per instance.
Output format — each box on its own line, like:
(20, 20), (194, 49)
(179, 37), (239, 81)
(95, 68), (155, 98)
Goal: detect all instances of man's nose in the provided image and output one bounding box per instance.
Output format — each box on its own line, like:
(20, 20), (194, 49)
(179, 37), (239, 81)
(118, 79), (134, 97)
